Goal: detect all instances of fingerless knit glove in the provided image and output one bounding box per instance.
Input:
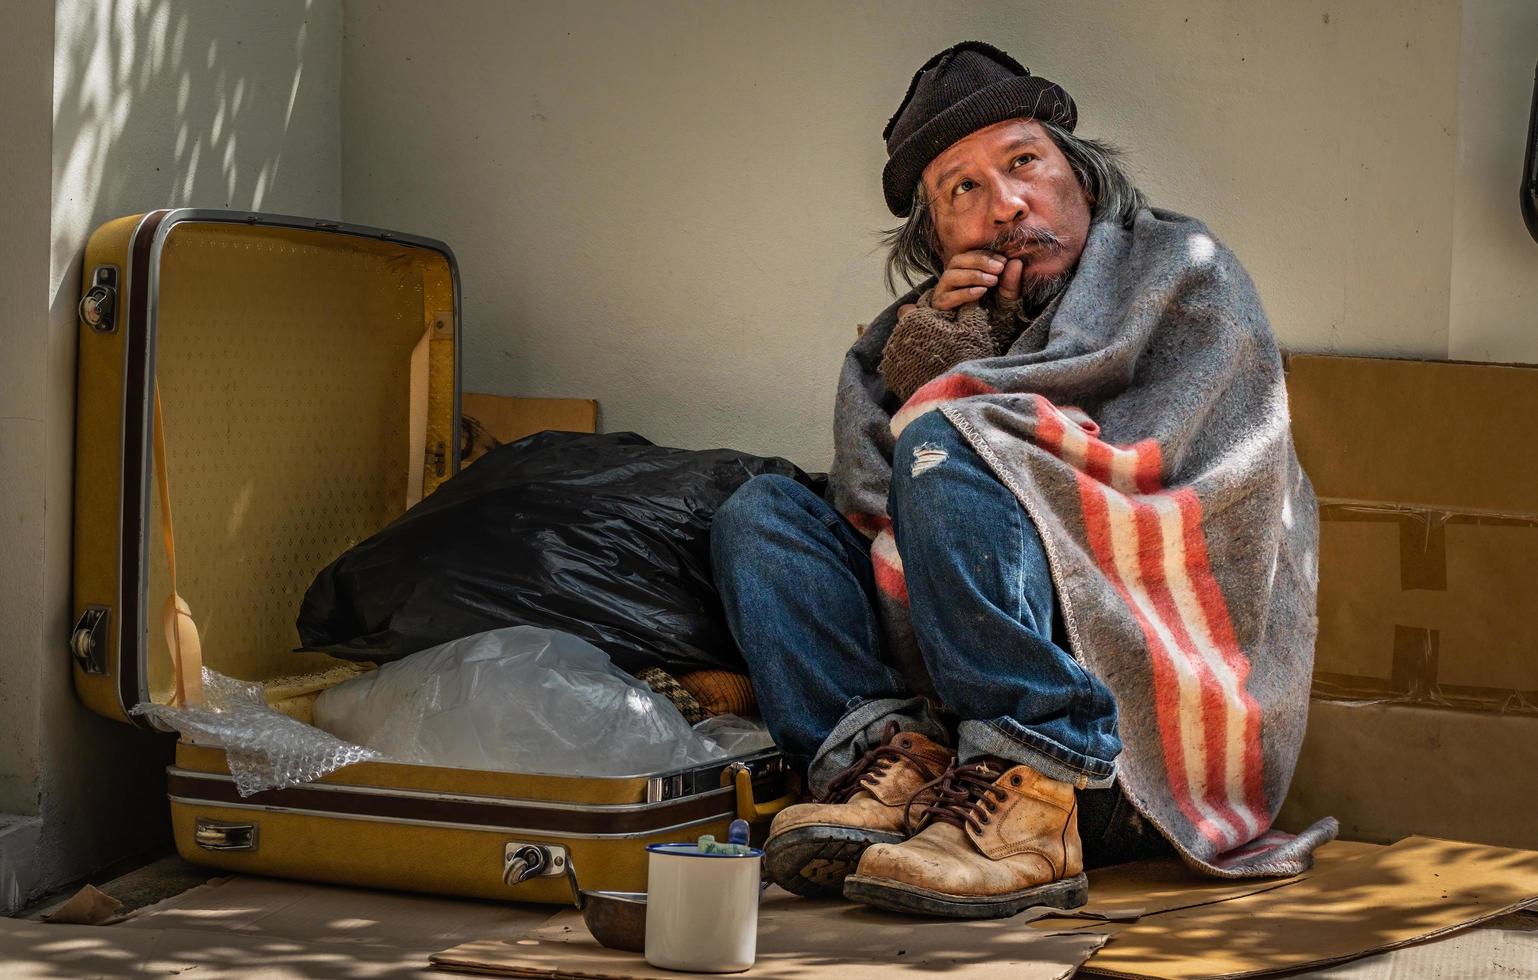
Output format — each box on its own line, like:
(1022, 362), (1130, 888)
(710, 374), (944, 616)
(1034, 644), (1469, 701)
(878, 289), (1025, 401)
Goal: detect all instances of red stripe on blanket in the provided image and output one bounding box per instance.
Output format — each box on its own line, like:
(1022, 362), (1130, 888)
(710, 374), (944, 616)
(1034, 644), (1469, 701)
(1082, 437), (1115, 485)
(1070, 464), (1221, 843)
(907, 372), (997, 408)
(1131, 501), (1252, 841)
(891, 373), (998, 436)
(846, 511), (891, 540)
(870, 530), (909, 606)
(1224, 829), (1292, 857)
(850, 515), (904, 602)
(1210, 830), (1298, 869)
(1133, 439), (1163, 494)
(1176, 488), (1268, 826)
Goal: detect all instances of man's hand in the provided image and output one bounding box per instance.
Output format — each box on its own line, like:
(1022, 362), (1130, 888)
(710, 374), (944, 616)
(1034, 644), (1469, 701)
(900, 251), (1024, 318)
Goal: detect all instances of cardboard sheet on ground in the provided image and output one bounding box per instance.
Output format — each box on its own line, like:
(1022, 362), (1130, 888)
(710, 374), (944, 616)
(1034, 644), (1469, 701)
(431, 887), (1107, 979)
(119, 873), (550, 953)
(1074, 836), (1538, 978)
(1056, 838), (1384, 922)
(0, 917), (441, 979)
(1296, 919), (1538, 979)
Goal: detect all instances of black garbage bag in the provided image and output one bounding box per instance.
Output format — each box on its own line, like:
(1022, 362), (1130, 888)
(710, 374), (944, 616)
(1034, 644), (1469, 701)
(297, 430), (812, 673)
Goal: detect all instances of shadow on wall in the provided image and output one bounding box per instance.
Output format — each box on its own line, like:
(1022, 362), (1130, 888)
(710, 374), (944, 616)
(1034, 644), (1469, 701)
(50, 0), (326, 301)
(10, 0), (335, 915)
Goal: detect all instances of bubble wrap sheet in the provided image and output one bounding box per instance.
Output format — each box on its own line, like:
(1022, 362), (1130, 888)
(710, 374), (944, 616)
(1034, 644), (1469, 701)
(133, 668), (381, 797)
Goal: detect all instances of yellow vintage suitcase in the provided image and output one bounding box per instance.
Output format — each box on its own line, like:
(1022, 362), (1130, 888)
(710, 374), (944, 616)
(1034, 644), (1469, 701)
(69, 209), (790, 903)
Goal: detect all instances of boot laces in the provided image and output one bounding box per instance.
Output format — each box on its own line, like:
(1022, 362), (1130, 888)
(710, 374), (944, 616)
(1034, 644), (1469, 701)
(905, 761), (1006, 836)
(823, 721), (943, 804)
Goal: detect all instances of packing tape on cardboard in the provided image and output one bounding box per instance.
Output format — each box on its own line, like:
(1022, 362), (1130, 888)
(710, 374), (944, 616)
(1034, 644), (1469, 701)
(1319, 501), (1538, 592)
(1314, 625), (1538, 716)
(1315, 500), (1538, 715)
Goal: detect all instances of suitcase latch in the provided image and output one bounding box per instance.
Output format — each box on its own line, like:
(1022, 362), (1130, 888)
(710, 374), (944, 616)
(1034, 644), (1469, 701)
(79, 266), (119, 333)
(503, 842), (569, 885)
(194, 818), (260, 852)
(69, 606), (110, 675)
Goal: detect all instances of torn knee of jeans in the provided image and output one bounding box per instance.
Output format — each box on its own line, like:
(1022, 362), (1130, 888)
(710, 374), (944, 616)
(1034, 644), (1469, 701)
(909, 442), (948, 477)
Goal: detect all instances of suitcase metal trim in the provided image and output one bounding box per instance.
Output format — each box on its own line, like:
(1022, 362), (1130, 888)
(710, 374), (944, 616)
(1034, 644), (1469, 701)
(167, 767), (729, 814)
(167, 748), (787, 841)
(109, 208), (464, 727)
(169, 746), (783, 813)
(168, 796), (728, 842)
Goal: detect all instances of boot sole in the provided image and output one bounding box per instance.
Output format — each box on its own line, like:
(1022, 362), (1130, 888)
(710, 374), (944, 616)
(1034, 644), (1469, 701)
(843, 871), (1089, 919)
(764, 825), (907, 898)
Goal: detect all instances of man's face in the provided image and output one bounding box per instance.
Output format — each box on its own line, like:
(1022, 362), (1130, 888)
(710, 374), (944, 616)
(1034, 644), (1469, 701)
(921, 117), (1092, 297)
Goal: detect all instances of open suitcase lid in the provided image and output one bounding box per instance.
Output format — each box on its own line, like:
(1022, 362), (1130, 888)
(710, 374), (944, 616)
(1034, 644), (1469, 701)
(71, 209), (462, 726)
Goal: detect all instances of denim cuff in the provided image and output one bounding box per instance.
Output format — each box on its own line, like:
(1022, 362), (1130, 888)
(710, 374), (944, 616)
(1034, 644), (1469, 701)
(806, 696), (949, 800)
(957, 719), (1117, 790)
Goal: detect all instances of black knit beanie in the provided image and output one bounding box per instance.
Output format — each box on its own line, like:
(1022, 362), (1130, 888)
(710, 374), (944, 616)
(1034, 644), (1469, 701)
(882, 41), (1077, 217)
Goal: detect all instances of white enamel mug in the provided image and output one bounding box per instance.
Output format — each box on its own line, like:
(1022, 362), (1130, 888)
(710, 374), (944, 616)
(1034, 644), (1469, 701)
(643, 842), (764, 973)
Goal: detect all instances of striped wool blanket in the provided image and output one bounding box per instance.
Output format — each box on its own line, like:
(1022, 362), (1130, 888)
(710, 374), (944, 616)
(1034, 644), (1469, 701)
(829, 207), (1336, 877)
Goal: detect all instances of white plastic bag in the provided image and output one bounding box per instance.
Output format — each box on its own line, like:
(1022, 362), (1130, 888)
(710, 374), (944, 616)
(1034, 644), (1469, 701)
(693, 713), (776, 758)
(313, 626), (768, 777)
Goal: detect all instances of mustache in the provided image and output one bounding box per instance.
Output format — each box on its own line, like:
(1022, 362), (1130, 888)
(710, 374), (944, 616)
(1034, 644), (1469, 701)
(987, 223), (1065, 256)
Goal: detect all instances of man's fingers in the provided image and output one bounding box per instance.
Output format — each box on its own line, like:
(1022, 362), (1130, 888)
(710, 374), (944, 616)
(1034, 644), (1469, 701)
(934, 265), (998, 311)
(932, 286), (988, 311)
(940, 268), (1000, 290)
(997, 258), (1023, 304)
(927, 250), (1008, 311)
(949, 249), (1008, 273)
(898, 303), (917, 319)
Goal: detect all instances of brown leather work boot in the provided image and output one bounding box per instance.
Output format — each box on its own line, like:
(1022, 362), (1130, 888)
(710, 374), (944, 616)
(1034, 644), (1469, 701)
(763, 723), (954, 897)
(843, 759), (1088, 918)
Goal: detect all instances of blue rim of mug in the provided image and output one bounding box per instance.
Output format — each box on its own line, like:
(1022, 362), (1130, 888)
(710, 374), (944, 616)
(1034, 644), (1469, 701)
(645, 842), (765, 859)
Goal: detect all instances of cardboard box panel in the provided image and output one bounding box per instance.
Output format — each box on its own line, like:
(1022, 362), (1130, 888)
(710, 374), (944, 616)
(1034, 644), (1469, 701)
(1314, 511), (1538, 709)
(461, 393), (598, 464)
(1283, 354), (1538, 848)
(1277, 700), (1538, 849)
(1286, 354), (1538, 516)
(1286, 354), (1538, 715)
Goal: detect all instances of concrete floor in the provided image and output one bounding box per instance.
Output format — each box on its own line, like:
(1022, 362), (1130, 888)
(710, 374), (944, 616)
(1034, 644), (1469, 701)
(16, 851), (211, 921)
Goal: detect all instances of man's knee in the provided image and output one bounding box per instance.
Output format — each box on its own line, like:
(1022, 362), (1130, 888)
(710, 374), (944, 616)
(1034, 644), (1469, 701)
(712, 474), (813, 558)
(893, 411), (976, 484)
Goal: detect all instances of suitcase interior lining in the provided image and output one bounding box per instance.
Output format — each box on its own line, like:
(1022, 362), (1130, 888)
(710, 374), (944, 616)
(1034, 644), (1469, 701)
(144, 222), (456, 706)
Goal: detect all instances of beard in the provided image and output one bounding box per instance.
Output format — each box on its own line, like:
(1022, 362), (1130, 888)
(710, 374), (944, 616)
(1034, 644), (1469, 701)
(986, 222), (1074, 315)
(1017, 267), (1073, 313)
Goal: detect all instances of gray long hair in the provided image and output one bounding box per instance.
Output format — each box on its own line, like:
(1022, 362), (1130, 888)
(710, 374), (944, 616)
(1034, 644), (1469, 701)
(880, 120), (1147, 294)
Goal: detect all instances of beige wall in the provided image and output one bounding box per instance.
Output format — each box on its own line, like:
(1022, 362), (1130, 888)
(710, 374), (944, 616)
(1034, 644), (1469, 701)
(342, 0), (1534, 472)
(0, 0), (59, 912)
(1450, 0), (1538, 362)
(0, 0), (342, 913)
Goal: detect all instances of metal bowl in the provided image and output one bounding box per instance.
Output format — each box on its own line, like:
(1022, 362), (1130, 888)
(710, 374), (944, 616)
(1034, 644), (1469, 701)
(579, 889), (648, 953)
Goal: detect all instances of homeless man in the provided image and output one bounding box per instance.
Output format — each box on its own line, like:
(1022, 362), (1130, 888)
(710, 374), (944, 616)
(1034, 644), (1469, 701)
(710, 41), (1337, 919)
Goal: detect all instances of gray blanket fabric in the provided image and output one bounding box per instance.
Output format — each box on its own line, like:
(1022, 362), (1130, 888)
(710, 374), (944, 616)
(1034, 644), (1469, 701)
(829, 207), (1337, 877)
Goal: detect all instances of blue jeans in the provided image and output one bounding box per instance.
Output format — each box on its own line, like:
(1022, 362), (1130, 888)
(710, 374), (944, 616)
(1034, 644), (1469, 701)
(711, 411), (1122, 794)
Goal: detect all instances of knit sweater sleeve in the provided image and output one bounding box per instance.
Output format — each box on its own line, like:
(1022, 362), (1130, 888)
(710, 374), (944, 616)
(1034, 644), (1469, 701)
(878, 289), (1024, 402)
